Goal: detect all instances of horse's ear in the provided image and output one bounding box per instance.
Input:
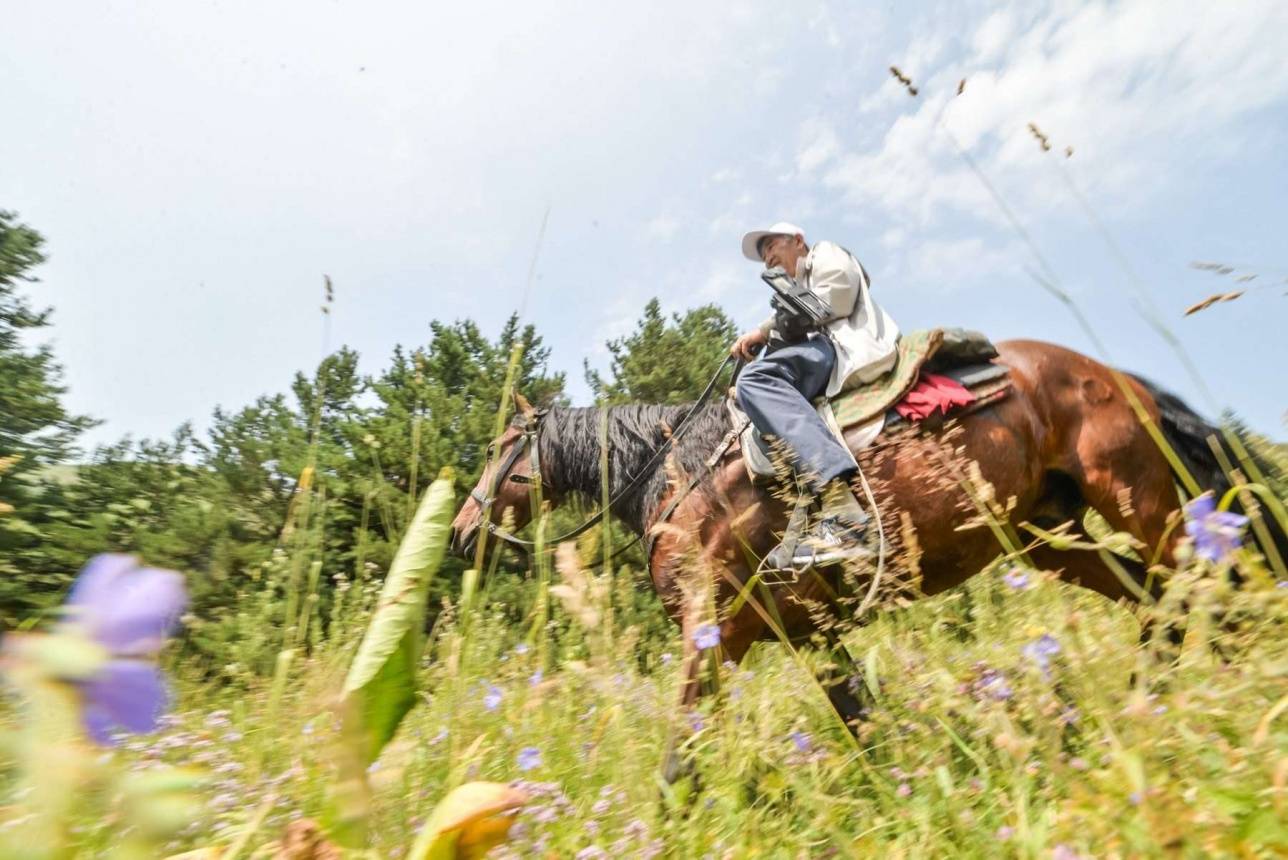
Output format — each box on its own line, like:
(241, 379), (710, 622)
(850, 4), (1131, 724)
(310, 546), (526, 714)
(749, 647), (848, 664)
(512, 389), (535, 419)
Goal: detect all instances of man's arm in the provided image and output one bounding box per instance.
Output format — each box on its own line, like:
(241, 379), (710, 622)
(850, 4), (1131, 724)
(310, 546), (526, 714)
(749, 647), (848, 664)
(808, 241), (861, 322)
(732, 322), (771, 361)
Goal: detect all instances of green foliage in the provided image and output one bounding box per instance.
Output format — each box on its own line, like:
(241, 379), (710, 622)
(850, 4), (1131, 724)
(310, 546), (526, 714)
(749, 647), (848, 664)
(0, 211), (95, 618)
(585, 298), (737, 404)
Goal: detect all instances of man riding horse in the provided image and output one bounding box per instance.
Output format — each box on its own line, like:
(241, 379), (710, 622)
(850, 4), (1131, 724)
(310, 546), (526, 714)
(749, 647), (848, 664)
(731, 221), (899, 569)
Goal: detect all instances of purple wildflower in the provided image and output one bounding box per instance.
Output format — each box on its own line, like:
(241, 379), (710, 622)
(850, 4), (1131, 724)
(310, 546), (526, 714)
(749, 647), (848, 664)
(996, 825), (1014, 841)
(1184, 494), (1248, 562)
(1052, 845), (1079, 860)
(971, 666), (1013, 702)
(574, 846), (606, 860)
(514, 642), (530, 655)
(529, 669), (543, 687)
(61, 554), (187, 745)
(692, 623), (721, 651)
(896, 782), (912, 798)
(516, 746), (542, 772)
(789, 730), (812, 753)
(1023, 634), (1061, 677)
(483, 684), (503, 711)
(1003, 566), (1031, 590)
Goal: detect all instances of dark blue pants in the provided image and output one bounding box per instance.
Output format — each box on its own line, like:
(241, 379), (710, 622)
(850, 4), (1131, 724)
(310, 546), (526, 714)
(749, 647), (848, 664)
(735, 335), (856, 491)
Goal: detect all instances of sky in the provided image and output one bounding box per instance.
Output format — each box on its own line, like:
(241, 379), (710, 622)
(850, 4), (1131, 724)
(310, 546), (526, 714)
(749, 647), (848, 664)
(2, 0), (1286, 449)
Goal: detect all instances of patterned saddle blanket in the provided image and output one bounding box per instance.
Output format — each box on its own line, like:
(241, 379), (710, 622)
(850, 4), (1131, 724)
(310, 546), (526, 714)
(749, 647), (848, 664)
(732, 328), (1012, 481)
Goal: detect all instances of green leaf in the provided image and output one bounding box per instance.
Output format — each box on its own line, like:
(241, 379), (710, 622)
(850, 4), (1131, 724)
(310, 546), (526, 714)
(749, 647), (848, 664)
(341, 468), (455, 763)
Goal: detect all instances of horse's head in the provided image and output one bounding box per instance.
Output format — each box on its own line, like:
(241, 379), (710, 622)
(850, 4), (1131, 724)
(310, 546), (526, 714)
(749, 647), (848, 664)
(449, 393), (548, 559)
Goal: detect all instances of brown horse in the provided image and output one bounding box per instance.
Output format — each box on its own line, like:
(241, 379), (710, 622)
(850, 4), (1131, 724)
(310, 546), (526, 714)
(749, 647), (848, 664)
(448, 339), (1261, 774)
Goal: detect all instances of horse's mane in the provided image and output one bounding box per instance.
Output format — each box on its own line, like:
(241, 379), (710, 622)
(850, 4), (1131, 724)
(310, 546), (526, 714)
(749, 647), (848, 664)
(535, 403), (733, 534)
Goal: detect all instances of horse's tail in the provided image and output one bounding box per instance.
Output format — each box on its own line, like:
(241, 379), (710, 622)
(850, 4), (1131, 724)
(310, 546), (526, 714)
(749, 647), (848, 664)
(1130, 373), (1288, 567)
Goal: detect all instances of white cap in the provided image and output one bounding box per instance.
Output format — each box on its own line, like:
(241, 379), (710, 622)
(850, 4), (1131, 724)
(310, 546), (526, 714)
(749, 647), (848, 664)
(740, 221), (805, 262)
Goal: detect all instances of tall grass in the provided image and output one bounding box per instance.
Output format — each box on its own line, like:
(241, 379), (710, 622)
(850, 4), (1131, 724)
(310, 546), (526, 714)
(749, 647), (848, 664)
(23, 535), (1280, 857)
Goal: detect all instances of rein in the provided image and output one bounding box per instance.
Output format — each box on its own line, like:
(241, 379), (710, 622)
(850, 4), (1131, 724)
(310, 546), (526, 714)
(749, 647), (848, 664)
(473, 355), (740, 557)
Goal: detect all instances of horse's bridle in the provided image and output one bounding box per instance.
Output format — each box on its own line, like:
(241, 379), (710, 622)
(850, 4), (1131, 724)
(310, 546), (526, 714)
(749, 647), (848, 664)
(469, 411), (547, 509)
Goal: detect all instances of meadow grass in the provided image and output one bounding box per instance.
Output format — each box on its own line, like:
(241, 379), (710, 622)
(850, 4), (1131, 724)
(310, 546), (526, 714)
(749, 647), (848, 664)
(27, 532), (1282, 859)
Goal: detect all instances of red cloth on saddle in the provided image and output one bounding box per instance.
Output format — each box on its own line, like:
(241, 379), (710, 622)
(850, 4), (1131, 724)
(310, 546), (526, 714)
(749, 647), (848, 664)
(894, 372), (975, 421)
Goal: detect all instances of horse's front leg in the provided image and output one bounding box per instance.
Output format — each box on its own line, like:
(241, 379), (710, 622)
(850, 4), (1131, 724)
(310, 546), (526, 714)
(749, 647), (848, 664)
(661, 609), (724, 785)
(815, 624), (870, 734)
(661, 588), (763, 785)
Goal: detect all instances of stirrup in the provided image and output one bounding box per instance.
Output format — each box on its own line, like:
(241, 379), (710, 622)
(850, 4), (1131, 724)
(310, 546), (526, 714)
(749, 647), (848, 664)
(763, 514), (871, 576)
(760, 486), (814, 583)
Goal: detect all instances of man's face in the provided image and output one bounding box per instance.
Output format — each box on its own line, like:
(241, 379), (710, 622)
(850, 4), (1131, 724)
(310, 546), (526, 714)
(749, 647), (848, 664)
(759, 233), (808, 275)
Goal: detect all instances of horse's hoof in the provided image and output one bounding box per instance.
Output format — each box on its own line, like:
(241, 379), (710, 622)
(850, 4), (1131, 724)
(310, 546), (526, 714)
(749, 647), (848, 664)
(662, 749), (694, 785)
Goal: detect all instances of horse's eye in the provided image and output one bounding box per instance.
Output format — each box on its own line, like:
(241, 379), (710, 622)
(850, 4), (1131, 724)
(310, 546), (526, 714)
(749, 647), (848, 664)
(485, 442), (496, 458)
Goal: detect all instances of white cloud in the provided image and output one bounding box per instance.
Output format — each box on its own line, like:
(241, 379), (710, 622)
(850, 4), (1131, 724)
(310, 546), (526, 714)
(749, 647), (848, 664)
(796, 118), (841, 173)
(827, 0), (1288, 228)
(901, 236), (1020, 291)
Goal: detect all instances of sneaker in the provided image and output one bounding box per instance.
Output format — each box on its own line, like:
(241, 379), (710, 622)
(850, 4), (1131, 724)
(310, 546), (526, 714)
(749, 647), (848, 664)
(791, 515), (872, 568)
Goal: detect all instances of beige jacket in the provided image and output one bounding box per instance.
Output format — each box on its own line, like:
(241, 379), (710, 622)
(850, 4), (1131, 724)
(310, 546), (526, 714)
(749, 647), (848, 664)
(758, 241), (899, 397)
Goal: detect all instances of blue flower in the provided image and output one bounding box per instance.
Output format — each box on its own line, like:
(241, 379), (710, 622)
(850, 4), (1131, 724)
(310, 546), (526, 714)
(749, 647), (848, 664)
(483, 683), (503, 711)
(789, 730), (812, 753)
(60, 554), (187, 745)
(517, 746), (542, 772)
(692, 623), (721, 651)
(971, 666), (1013, 702)
(1003, 567), (1031, 590)
(1184, 494), (1248, 562)
(1023, 634), (1061, 677)
(529, 669), (543, 687)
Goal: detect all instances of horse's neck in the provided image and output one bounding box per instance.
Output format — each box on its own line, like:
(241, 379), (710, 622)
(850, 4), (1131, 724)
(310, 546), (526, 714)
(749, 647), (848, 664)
(539, 404), (686, 534)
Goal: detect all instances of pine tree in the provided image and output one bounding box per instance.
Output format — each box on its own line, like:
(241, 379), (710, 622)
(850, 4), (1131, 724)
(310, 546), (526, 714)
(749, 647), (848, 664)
(0, 211), (95, 611)
(585, 299), (737, 404)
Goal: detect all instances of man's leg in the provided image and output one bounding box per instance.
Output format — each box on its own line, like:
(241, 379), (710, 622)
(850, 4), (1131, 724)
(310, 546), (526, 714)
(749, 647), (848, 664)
(735, 335), (855, 488)
(735, 337), (869, 567)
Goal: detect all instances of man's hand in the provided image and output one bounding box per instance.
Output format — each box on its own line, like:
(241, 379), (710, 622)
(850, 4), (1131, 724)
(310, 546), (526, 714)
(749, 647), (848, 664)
(731, 329), (768, 361)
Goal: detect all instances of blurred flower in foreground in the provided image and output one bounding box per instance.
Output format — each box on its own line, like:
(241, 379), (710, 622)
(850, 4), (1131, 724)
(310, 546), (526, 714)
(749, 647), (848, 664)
(692, 623), (721, 651)
(3, 554), (187, 745)
(1183, 494), (1248, 562)
(64, 554), (187, 744)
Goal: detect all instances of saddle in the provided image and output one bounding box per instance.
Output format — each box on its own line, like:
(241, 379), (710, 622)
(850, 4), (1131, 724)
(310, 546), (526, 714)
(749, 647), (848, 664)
(732, 328), (1012, 482)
